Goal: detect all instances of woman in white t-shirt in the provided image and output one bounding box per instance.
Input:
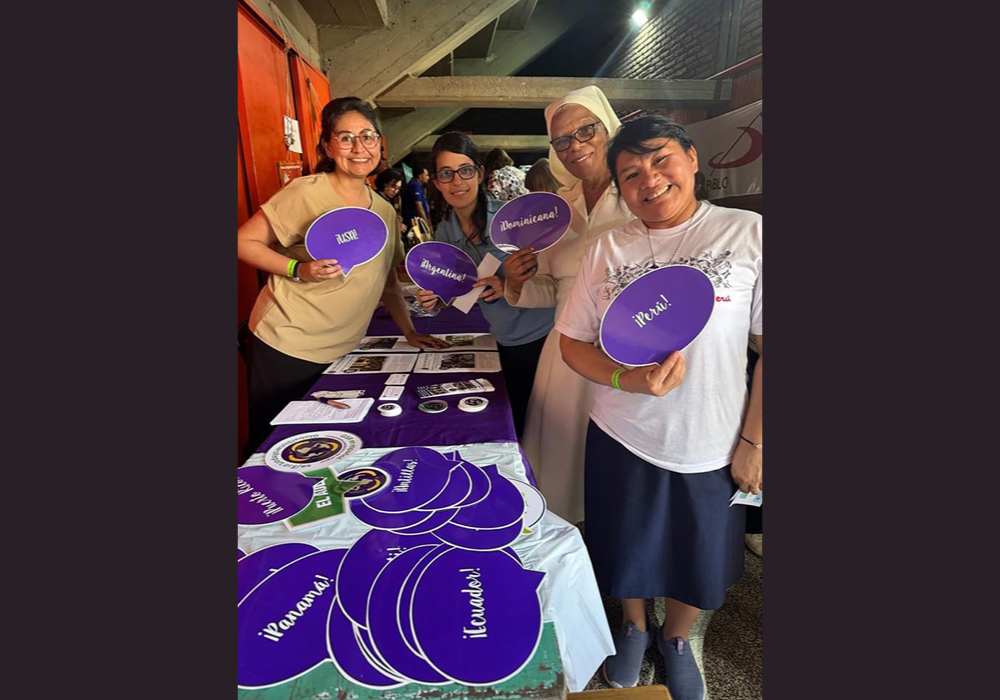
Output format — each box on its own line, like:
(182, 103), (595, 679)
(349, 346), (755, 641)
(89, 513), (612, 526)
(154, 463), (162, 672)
(557, 115), (762, 699)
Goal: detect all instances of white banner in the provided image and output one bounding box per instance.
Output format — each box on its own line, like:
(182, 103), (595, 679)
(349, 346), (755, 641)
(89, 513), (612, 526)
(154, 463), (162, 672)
(685, 100), (762, 200)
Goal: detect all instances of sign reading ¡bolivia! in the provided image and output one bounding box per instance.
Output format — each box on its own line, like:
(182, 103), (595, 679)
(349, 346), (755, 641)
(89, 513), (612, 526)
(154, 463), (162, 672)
(405, 242), (479, 303)
(305, 207), (388, 276)
(489, 191), (572, 254)
(599, 265), (715, 367)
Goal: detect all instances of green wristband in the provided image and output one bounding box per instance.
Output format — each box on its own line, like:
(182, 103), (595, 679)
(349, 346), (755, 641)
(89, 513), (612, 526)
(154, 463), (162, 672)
(611, 368), (625, 391)
(286, 258), (297, 278)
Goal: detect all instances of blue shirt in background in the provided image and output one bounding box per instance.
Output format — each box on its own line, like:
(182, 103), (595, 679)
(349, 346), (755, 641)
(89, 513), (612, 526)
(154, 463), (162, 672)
(401, 178), (428, 225)
(435, 198), (554, 347)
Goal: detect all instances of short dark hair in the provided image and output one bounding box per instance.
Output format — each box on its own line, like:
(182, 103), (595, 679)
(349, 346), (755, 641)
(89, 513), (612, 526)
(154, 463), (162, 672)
(315, 97), (381, 174)
(375, 168), (403, 192)
(412, 165), (430, 178)
(606, 114), (697, 194)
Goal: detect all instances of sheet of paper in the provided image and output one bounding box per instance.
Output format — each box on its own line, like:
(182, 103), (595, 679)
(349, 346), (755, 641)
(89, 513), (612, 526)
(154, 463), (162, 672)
(378, 385), (405, 401)
(384, 373), (409, 385)
(452, 253), (502, 314)
(426, 332), (498, 352)
(312, 389), (366, 399)
(283, 115), (302, 154)
(270, 399), (374, 425)
(323, 353), (418, 375)
(414, 351), (502, 373)
(353, 336), (420, 353)
(729, 489), (763, 507)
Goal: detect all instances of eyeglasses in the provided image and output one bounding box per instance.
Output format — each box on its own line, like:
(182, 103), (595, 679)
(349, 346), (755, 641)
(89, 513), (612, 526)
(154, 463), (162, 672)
(432, 165), (481, 183)
(333, 130), (380, 150)
(550, 121), (603, 152)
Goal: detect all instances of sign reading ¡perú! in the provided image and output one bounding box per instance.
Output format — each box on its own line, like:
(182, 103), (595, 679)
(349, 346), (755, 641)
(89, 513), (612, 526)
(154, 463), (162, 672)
(304, 207), (388, 277)
(404, 242), (479, 304)
(489, 192), (572, 254)
(599, 265), (715, 367)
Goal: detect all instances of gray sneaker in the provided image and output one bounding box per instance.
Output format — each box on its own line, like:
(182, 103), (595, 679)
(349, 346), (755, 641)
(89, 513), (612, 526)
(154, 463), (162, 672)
(601, 621), (652, 688)
(657, 635), (705, 700)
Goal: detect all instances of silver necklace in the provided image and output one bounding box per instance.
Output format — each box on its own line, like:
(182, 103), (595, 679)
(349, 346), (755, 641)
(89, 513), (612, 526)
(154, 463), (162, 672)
(646, 224), (690, 268)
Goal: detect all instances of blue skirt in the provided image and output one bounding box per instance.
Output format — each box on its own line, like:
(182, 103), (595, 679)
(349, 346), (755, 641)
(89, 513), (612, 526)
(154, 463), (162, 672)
(584, 421), (745, 610)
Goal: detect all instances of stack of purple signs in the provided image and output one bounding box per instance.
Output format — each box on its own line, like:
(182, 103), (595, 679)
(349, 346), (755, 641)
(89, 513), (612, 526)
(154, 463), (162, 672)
(326, 446), (547, 686)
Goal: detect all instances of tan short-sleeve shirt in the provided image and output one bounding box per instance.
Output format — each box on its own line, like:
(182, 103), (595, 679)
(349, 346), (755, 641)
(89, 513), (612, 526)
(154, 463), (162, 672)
(249, 173), (402, 363)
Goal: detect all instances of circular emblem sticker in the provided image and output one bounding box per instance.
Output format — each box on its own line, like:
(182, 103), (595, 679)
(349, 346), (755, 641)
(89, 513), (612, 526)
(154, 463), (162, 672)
(458, 396), (488, 413)
(265, 431), (363, 472)
(336, 466), (391, 499)
(418, 400), (448, 414)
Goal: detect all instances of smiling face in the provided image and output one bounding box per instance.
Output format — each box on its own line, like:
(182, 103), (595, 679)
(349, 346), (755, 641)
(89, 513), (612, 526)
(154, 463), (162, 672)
(383, 180), (402, 199)
(323, 110), (380, 179)
(433, 151), (482, 212)
(549, 104), (609, 182)
(615, 138), (700, 228)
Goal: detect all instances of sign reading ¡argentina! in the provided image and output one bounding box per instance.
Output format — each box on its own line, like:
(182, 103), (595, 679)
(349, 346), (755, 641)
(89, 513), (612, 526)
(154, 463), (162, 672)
(489, 192), (571, 254)
(305, 207), (388, 277)
(599, 265), (715, 367)
(405, 242), (479, 303)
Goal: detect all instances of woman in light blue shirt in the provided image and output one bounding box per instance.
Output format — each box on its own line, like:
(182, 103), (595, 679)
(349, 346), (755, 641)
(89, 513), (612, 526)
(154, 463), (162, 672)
(416, 132), (554, 438)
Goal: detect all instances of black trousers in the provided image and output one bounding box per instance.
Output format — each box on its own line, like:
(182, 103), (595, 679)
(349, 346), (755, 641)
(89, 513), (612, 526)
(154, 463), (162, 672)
(244, 334), (329, 460)
(496, 335), (547, 441)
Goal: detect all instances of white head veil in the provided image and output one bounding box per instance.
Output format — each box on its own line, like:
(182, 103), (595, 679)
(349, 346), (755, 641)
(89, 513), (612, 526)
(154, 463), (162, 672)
(543, 85), (621, 195)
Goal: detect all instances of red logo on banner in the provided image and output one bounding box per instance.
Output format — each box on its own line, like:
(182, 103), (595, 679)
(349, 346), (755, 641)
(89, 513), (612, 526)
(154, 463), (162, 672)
(707, 112), (762, 174)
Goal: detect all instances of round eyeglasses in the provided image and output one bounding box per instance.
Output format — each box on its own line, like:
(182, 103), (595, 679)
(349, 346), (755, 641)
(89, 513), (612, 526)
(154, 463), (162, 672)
(334, 130), (380, 150)
(550, 121), (603, 152)
(432, 165), (481, 183)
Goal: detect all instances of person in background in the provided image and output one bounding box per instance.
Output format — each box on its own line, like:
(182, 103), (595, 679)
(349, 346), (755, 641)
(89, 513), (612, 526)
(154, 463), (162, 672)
(484, 147), (529, 201)
(524, 157), (563, 194)
(237, 97), (447, 456)
(557, 115), (762, 699)
(374, 168), (407, 247)
(415, 132), (555, 439)
(501, 85), (635, 525)
(401, 165), (432, 233)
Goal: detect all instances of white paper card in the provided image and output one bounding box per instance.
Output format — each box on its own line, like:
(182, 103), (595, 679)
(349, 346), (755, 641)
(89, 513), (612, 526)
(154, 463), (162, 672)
(378, 385), (405, 401)
(452, 253), (502, 314)
(425, 332), (498, 352)
(283, 115), (302, 154)
(270, 399), (374, 425)
(353, 336), (420, 353)
(324, 353), (417, 375)
(384, 374), (410, 385)
(729, 489), (763, 507)
(414, 352), (502, 373)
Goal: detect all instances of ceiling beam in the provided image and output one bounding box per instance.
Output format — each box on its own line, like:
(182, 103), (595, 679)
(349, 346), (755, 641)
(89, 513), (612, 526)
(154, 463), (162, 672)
(377, 76), (733, 110)
(319, 0), (521, 102)
(454, 18), (498, 59)
(497, 0), (537, 30)
(380, 0), (596, 164)
(300, 0), (388, 27)
(420, 52), (453, 77)
(411, 134), (550, 152)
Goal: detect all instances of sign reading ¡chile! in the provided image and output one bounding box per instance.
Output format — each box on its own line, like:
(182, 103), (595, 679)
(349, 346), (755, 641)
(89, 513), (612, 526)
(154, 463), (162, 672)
(305, 207), (389, 277)
(404, 242), (479, 304)
(489, 192), (572, 254)
(599, 265), (715, 367)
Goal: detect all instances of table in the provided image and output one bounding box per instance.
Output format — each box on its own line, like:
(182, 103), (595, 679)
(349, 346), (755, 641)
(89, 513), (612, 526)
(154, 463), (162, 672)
(239, 302), (614, 693)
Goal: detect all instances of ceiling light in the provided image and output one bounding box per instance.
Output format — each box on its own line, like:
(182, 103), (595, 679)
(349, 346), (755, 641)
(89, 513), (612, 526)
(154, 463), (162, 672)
(632, 9), (648, 26)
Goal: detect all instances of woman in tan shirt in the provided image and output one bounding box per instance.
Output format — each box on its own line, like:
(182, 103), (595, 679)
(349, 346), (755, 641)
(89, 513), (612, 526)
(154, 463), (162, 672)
(237, 97), (445, 455)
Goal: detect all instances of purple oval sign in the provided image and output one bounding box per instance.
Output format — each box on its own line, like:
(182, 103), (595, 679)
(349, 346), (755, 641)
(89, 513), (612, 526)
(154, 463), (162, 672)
(237, 466), (318, 525)
(409, 548), (545, 684)
(404, 242), (478, 303)
(450, 465), (524, 529)
(362, 447), (460, 513)
(489, 192), (572, 253)
(434, 518), (524, 551)
(327, 597), (406, 688)
(304, 207), (388, 277)
(237, 548), (346, 688)
(238, 542), (320, 603)
(599, 265), (715, 367)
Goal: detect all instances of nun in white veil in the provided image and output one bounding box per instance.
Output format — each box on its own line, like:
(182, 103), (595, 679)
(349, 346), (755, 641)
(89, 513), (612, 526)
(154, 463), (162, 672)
(503, 86), (635, 524)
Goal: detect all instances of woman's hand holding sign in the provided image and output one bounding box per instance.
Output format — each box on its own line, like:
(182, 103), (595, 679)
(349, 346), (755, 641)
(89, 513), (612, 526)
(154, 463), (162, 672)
(618, 351), (687, 397)
(416, 288), (439, 310)
(502, 247), (538, 297)
(299, 259), (343, 282)
(474, 275), (505, 302)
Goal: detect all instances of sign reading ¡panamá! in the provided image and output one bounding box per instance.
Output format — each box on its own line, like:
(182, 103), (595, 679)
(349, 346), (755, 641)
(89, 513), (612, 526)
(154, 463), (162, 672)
(305, 207), (388, 277)
(599, 265), (715, 367)
(404, 242), (478, 304)
(489, 192), (571, 254)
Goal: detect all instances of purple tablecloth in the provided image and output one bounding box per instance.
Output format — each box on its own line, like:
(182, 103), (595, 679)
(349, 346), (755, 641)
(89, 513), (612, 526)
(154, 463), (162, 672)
(255, 303), (536, 484)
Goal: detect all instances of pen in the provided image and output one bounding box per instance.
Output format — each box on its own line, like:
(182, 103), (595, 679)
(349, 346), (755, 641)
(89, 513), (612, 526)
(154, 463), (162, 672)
(315, 397), (349, 409)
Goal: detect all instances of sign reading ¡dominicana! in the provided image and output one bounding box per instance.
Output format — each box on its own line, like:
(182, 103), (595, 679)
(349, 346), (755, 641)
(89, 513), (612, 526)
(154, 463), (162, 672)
(600, 265), (715, 367)
(405, 242), (478, 303)
(489, 192), (571, 253)
(305, 207), (388, 276)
